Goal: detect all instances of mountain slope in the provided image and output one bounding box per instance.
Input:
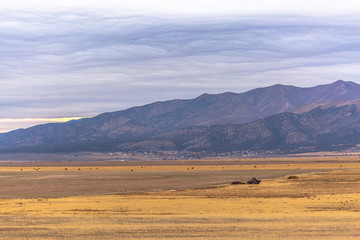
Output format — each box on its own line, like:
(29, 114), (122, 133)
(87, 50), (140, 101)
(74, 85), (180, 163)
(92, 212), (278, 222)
(1, 80), (360, 152)
(123, 104), (360, 152)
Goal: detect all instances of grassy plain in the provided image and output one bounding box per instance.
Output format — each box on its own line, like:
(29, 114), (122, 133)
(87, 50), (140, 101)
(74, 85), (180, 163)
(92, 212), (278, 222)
(0, 156), (360, 239)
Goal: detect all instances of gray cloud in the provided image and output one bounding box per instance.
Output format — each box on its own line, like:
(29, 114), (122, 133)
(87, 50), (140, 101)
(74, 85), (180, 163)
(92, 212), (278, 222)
(1, 11), (360, 124)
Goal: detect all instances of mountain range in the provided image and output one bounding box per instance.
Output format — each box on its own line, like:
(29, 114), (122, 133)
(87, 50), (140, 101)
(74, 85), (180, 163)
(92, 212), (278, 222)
(1, 80), (360, 153)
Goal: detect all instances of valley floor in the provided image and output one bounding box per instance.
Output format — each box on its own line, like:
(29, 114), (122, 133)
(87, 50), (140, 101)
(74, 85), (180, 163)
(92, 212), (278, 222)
(0, 156), (359, 239)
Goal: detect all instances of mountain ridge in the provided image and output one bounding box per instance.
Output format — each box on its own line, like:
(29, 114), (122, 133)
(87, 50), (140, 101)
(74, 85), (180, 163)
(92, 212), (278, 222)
(1, 80), (360, 153)
(134, 104), (360, 153)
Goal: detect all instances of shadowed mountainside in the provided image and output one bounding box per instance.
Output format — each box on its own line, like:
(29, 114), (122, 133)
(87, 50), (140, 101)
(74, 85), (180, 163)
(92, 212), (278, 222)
(1, 80), (360, 152)
(123, 103), (360, 152)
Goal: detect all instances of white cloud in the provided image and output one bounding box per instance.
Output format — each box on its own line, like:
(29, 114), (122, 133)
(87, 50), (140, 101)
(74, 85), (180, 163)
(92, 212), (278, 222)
(2, 0), (360, 16)
(1, 10), (360, 131)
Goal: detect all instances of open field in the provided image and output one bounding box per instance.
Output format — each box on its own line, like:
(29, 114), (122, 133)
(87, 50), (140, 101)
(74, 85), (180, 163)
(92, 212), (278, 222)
(0, 157), (360, 239)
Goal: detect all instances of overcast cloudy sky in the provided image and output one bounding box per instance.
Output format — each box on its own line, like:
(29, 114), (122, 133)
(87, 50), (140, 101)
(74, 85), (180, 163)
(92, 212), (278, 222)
(2, 0), (360, 132)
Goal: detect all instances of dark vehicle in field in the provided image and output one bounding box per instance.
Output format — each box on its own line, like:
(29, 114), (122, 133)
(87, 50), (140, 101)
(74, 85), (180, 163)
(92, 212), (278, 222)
(247, 177), (261, 184)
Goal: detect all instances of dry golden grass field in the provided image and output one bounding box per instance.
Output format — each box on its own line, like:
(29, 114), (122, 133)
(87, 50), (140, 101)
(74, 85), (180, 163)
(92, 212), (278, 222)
(0, 155), (360, 239)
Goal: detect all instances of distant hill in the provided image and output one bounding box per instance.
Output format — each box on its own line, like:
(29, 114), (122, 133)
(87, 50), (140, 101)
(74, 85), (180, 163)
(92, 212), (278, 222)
(1, 80), (360, 153)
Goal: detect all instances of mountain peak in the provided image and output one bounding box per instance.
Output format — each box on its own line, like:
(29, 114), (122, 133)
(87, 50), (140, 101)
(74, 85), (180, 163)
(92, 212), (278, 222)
(308, 80), (360, 103)
(331, 80), (357, 88)
(333, 79), (346, 84)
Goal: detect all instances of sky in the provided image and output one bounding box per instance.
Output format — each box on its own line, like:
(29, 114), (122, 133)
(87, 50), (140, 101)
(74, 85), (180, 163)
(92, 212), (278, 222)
(2, 0), (360, 132)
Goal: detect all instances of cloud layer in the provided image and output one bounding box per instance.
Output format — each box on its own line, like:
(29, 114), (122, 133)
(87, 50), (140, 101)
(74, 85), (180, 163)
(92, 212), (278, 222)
(1, 9), (360, 131)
